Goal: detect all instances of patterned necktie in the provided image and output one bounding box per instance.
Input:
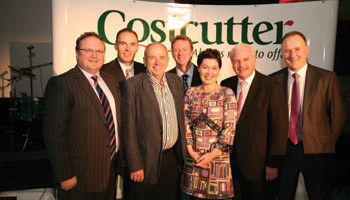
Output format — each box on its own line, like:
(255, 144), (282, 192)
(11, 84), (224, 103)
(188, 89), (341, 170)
(237, 81), (247, 120)
(289, 73), (302, 145)
(91, 75), (116, 160)
(125, 68), (131, 80)
(182, 74), (189, 94)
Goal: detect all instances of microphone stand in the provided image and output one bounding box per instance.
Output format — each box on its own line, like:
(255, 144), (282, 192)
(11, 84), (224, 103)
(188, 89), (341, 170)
(0, 71), (10, 97)
(28, 45), (35, 121)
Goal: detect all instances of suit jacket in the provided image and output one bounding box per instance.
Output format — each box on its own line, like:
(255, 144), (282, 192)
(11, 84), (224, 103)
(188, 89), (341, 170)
(168, 63), (202, 86)
(270, 64), (346, 154)
(121, 71), (187, 184)
(43, 66), (122, 192)
(221, 71), (289, 181)
(101, 58), (146, 85)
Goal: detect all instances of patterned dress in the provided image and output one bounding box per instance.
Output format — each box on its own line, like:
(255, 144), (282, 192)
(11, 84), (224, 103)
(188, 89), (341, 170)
(182, 86), (237, 199)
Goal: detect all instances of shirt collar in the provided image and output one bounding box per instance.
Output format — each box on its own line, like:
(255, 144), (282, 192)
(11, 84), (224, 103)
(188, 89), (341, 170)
(238, 70), (255, 86)
(118, 60), (134, 71)
(288, 63), (307, 79)
(176, 64), (194, 78)
(147, 71), (167, 86)
(78, 64), (101, 79)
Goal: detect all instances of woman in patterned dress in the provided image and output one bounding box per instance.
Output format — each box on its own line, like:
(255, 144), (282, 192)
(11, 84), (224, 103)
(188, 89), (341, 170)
(182, 48), (237, 199)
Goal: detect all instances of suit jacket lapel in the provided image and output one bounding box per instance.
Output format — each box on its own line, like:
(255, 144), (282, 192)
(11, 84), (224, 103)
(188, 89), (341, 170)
(231, 76), (238, 95)
(303, 64), (318, 118)
(166, 73), (182, 118)
(114, 59), (126, 82)
(141, 73), (163, 128)
(237, 71), (261, 125)
(72, 66), (108, 126)
(100, 72), (121, 126)
(279, 68), (289, 97)
(134, 62), (145, 75)
(191, 65), (202, 86)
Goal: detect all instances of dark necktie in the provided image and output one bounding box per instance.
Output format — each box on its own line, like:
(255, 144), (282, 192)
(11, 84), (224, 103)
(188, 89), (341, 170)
(182, 74), (189, 94)
(91, 75), (116, 160)
(289, 73), (302, 145)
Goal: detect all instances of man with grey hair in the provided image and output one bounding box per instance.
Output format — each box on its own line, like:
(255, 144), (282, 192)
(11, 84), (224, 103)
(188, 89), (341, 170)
(221, 43), (289, 199)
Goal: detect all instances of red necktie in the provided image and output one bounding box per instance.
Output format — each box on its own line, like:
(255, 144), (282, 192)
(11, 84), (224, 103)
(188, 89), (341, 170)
(91, 75), (116, 160)
(289, 73), (302, 145)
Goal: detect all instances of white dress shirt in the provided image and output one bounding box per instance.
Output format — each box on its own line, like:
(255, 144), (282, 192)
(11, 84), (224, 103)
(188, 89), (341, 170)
(79, 66), (120, 152)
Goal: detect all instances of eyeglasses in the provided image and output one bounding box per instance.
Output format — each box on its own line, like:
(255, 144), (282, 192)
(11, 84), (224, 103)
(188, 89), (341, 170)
(77, 49), (105, 55)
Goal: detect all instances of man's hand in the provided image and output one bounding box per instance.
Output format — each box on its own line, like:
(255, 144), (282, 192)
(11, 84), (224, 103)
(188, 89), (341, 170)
(60, 176), (77, 191)
(130, 169), (144, 182)
(265, 166), (278, 181)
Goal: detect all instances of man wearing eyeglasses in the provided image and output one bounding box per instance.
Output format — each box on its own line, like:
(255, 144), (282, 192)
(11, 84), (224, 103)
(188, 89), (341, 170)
(43, 32), (122, 200)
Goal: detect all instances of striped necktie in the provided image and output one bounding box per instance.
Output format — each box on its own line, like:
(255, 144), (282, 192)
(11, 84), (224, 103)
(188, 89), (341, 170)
(91, 75), (116, 160)
(125, 68), (131, 80)
(182, 74), (189, 94)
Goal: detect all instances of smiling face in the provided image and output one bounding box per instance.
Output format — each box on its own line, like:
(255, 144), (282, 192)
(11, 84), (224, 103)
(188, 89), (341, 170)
(230, 45), (256, 80)
(143, 43), (169, 81)
(171, 39), (194, 71)
(76, 36), (105, 74)
(198, 58), (220, 87)
(115, 31), (139, 66)
(281, 34), (309, 72)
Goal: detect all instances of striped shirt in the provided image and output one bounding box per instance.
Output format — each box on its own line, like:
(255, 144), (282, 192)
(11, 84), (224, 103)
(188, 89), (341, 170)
(147, 72), (178, 150)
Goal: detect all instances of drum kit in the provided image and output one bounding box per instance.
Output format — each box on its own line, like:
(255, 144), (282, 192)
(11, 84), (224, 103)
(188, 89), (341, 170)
(2, 45), (51, 152)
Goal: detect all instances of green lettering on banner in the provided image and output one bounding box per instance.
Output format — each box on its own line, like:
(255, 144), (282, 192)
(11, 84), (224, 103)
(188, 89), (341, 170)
(225, 17), (238, 45)
(97, 10), (125, 45)
(274, 21), (283, 44)
(97, 9), (288, 46)
(128, 18), (149, 42)
(201, 22), (224, 45)
(241, 17), (253, 44)
(253, 21), (273, 45)
(180, 21), (199, 44)
(151, 20), (166, 42)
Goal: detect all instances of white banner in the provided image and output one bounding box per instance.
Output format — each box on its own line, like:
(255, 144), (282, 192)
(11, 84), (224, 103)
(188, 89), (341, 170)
(52, 0), (338, 82)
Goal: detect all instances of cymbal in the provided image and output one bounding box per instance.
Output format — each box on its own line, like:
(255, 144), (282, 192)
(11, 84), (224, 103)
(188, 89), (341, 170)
(8, 65), (36, 77)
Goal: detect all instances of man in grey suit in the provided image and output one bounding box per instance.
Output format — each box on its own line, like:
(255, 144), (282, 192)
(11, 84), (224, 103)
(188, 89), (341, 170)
(270, 31), (346, 200)
(121, 42), (186, 200)
(43, 32), (122, 200)
(168, 35), (202, 91)
(101, 28), (145, 85)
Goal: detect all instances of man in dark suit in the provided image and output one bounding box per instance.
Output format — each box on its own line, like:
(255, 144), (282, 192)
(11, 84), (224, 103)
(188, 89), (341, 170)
(270, 31), (346, 200)
(121, 42), (186, 200)
(43, 32), (122, 200)
(221, 43), (289, 200)
(168, 35), (202, 91)
(101, 28), (145, 84)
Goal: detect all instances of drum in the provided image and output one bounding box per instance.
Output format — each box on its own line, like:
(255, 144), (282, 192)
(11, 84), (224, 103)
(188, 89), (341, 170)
(17, 98), (44, 121)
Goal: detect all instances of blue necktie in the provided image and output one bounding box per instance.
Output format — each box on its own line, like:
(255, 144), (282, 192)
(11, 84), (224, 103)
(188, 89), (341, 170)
(182, 74), (189, 94)
(91, 75), (116, 160)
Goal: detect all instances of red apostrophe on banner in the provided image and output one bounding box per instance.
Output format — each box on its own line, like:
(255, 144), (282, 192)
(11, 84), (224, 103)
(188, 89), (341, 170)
(284, 20), (294, 26)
